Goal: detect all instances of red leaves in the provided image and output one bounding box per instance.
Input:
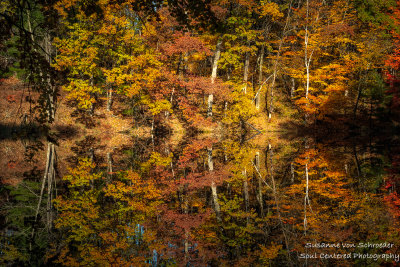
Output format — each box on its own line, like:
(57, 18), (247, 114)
(384, 192), (400, 219)
(172, 169), (228, 191)
(385, 31), (400, 71)
(162, 206), (212, 233)
(384, 1), (400, 111)
(382, 150), (400, 223)
(210, 5), (228, 20)
(172, 76), (228, 127)
(321, 23), (354, 38)
(6, 95), (16, 103)
(7, 161), (17, 169)
(162, 32), (211, 56)
(386, 182), (394, 189)
(176, 96), (210, 127)
(179, 76), (228, 97)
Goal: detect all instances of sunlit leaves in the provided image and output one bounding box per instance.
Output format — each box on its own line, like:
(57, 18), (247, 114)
(284, 0), (362, 117)
(141, 95), (173, 116)
(63, 158), (101, 187)
(53, 0), (166, 112)
(258, 0), (283, 19)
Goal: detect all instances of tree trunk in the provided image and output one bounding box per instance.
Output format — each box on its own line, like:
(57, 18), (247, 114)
(353, 69), (367, 118)
(290, 162), (295, 183)
(255, 45), (264, 109)
(267, 143), (291, 252)
(44, 33), (56, 122)
(208, 146), (214, 172)
(353, 145), (361, 180)
(254, 152), (264, 215)
(207, 94), (214, 117)
(208, 146), (221, 222)
(31, 142), (56, 248)
(224, 101), (228, 118)
(107, 85), (113, 111)
(242, 168), (249, 224)
(208, 38), (222, 117)
(107, 152), (113, 183)
(46, 143), (56, 231)
(211, 182), (221, 222)
(304, 162), (309, 235)
(243, 51), (250, 94)
(290, 78), (295, 98)
(183, 184), (189, 259)
(89, 147), (95, 189)
(27, 11), (56, 122)
(89, 75), (95, 116)
(267, 0), (294, 120)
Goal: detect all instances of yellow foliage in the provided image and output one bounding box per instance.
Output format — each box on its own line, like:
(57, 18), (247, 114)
(259, 242), (282, 265)
(259, 0), (283, 19)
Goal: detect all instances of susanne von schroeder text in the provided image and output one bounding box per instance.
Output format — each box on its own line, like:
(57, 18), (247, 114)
(304, 242), (394, 249)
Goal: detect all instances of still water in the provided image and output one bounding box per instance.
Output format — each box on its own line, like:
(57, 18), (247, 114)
(1, 131), (400, 266)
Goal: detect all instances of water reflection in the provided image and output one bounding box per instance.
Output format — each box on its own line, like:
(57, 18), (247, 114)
(1, 134), (400, 266)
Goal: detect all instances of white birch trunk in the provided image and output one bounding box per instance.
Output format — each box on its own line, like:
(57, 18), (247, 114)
(208, 39), (222, 117)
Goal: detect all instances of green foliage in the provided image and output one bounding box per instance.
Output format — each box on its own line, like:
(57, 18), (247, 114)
(0, 36), (25, 78)
(351, 0), (396, 26)
(1, 179), (50, 266)
(362, 70), (388, 103)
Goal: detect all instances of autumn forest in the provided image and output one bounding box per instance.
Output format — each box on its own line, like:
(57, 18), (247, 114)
(1, 0), (400, 266)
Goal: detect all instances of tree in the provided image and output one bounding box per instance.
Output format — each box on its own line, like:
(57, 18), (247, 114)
(385, 0), (400, 114)
(284, 0), (360, 119)
(1, 0), (58, 122)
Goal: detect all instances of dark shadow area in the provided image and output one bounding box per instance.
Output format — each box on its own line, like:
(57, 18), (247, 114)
(0, 122), (80, 141)
(277, 114), (400, 148)
(0, 122), (44, 140)
(53, 124), (80, 140)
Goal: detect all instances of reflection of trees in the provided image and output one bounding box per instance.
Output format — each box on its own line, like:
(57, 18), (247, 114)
(151, 138), (225, 264)
(49, 158), (164, 266)
(168, 140), (400, 266)
(3, 134), (400, 266)
(383, 145), (400, 258)
(277, 145), (398, 266)
(137, 138), (299, 265)
(0, 140), (57, 266)
(151, 138), (293, 265)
